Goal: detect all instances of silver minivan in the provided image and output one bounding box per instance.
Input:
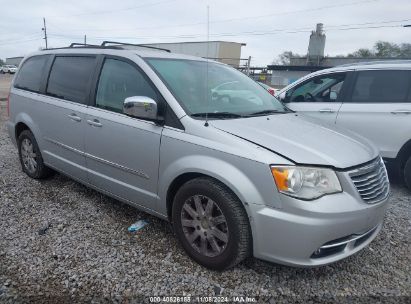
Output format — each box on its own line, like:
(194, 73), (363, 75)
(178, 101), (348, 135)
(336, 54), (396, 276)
(276, 61), (411, 189)
(6, 43), (390, 270)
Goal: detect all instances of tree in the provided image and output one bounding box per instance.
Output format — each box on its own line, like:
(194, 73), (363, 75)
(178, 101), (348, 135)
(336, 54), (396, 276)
(347, 48), (374, 58)
(347, 41), (411, 58)
(273, 41), (411, 64)
(273, 51), (302, 65)
(374, 41), (401, 57)
(0, 58), (4, 66)
(399, 43), (411, 57)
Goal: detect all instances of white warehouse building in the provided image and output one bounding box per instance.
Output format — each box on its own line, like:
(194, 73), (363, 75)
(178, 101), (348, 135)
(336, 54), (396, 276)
(124, 41), (246, 67)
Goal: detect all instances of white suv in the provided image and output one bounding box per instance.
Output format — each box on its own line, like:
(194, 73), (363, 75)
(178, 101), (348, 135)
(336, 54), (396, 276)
(277, 61), (411, 189)
(1, 65), (18, 74)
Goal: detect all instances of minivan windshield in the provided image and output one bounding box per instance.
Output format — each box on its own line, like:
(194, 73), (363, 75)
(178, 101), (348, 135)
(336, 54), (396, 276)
(146, 58), (289, 117)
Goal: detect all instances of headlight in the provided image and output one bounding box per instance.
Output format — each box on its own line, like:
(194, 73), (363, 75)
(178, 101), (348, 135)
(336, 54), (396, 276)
(270, 166), (342, 200)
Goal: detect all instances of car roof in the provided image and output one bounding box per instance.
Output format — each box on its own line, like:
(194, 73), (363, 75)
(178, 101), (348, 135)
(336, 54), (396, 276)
(310, 60), (411, 76)
(26, 47), (209, 62)
(276, 60), (411, 94)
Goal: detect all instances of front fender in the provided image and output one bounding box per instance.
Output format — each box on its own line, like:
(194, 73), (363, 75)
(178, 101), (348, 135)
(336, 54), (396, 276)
(157, 132), (282, 216)
(159, 155), (265, 213)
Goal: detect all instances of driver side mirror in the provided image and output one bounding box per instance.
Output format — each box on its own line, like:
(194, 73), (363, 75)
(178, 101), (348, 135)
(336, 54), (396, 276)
(123, 96), (162, 122)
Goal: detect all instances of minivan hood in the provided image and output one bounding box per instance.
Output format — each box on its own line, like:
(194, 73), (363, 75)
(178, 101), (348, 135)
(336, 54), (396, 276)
(210, 113), (378, 169)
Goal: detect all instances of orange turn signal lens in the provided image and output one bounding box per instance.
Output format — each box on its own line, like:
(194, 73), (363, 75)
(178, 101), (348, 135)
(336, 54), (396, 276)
(271, 168), (289, 191)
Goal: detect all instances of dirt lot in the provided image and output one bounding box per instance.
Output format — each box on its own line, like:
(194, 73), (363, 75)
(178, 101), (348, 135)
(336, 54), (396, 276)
(0, 81), (410, 303)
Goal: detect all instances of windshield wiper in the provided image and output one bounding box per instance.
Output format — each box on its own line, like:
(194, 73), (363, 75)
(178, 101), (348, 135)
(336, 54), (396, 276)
(249, 109), (291, 116)
(191, 112), (244, 118)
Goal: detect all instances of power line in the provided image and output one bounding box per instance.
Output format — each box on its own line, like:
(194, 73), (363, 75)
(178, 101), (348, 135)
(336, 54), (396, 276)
(324, 18), (411, 29)
(45, 0), (381, 33)
(204, 0), (382, 26)
(46, 19), (410, 41)
(48, 0), (177, 18)
(0, 37), (42, 47)
(0, 32), (42, 43)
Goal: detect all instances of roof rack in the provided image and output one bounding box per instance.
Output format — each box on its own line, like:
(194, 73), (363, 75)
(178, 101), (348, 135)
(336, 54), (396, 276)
(42, 44), (121, 51)
(69, 43), (106, 48)
(101, 41), (171, 52)
(41, 41), (171, 52)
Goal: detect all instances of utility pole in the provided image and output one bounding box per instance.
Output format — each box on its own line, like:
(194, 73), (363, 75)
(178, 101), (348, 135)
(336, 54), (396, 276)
(246, 56), (251, 76)
(84, 35), (87, 45)
(42, 17), (48, 49)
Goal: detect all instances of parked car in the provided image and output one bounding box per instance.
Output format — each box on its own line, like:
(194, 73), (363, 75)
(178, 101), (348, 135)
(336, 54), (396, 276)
(257, 81), (276, 95)
(1, 65), (18, 74)
(7, 44), (389, 270)
(276, 61), (411, 189)
(212, 81), (263, 105)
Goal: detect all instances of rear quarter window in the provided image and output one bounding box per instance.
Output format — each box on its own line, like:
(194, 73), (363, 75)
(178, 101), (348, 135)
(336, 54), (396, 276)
(46, 56), (96, 104)
(350, 70), (411, 103)
(14, 55), (50, 93)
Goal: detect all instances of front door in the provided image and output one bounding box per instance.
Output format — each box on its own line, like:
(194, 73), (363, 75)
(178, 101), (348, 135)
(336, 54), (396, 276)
(284, 72), (347, 124)
(85, 57), (163, 209)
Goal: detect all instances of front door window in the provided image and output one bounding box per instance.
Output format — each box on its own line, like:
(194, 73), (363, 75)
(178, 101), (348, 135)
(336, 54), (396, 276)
(286, 73), (346, 103)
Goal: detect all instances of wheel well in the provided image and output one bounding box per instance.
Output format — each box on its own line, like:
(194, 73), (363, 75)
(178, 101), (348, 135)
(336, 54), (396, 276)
(15, 122), (30, 141)
(166, 173), (205, 220)
(166, 172), (246, 222)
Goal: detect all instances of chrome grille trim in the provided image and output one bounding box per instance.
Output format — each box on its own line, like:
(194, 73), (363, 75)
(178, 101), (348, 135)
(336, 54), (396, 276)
(348, 157), (390, 204)
(320, 225), (378, 249)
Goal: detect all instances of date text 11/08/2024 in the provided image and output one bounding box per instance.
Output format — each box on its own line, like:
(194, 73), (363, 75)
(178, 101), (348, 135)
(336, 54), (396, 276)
(149, 296), (257, 303)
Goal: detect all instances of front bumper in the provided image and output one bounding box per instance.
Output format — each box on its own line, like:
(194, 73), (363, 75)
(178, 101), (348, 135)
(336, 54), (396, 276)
(249, 190), (389, 267)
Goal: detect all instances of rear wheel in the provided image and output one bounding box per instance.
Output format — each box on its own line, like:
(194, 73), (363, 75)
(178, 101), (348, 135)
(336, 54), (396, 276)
(18, 130), (54, 179)
(404, 156), (411, 190)
(172, 177), (251, 270)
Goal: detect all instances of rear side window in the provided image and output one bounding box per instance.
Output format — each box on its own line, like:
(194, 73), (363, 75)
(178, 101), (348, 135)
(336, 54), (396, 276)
(47, 56), (96, 104)
(14, 55), (50, 93)
(350, 70), (411, 103)
(95, 58), (157, 113)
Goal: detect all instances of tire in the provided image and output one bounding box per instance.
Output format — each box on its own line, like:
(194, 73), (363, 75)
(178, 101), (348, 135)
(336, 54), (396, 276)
(18, 130), (54, 179)
(404, 156), (411, 190)
(172, 177), (251, 270)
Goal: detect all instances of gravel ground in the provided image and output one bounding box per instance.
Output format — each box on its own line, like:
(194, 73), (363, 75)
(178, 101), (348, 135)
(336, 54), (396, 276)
(0, 74), (13, 100)
(0, 105), (410, 303)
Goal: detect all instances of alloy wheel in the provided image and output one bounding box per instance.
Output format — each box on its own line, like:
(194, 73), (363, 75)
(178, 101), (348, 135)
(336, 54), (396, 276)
(180, 195), (229, 257)
(21, 138), (37, 174)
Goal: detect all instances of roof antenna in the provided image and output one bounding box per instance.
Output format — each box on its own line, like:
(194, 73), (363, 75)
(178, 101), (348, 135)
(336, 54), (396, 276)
(204, 5), (210, 127)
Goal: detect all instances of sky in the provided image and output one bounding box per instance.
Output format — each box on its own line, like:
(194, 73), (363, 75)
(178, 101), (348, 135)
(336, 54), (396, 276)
(1, 0), (410, 66)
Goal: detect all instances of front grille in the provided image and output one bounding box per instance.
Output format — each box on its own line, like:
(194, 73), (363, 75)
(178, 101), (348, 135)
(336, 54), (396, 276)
(349, 157), (390, 204)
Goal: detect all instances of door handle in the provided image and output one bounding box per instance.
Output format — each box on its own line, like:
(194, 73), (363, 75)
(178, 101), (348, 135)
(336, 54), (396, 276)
(391, 110), (411, 115)
(318, 108), (335, 113)
(68, 113), (81, 122)
(87, 119), (102, 127)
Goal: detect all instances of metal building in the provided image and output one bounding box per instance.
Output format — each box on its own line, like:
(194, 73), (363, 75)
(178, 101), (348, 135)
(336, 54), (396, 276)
(5, 57), (24, 66)
(123, 41), (246, 67)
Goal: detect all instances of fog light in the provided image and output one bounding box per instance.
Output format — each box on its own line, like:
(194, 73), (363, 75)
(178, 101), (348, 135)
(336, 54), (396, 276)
(314, 249), (321, 256)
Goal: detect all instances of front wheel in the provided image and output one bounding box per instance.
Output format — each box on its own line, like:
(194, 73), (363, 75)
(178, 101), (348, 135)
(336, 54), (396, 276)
(172, 177), (251, 270)
(404, 156), (411, 190)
